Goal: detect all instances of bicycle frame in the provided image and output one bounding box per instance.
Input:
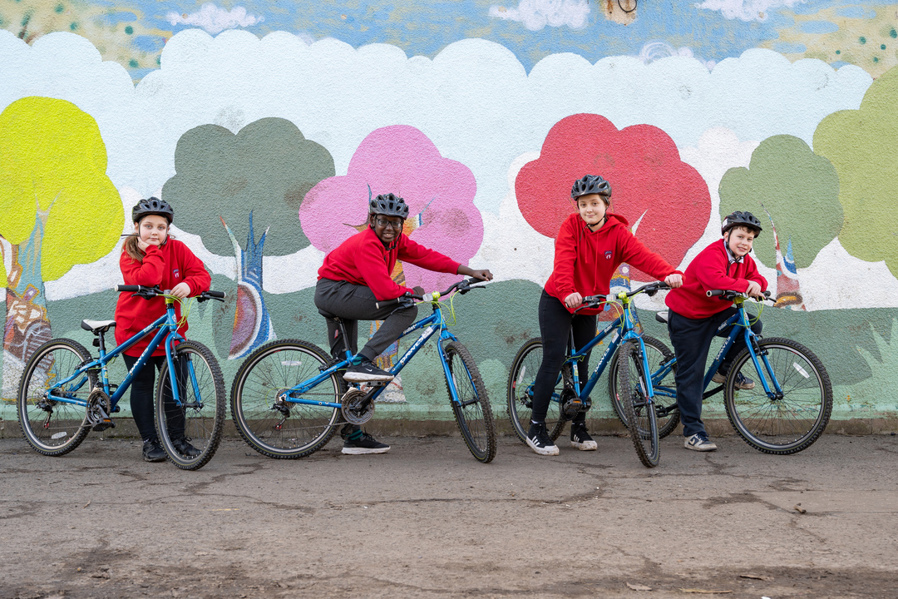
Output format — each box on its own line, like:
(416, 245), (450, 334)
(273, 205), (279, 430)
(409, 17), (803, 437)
(42, 298), (188, 410)
(281, 300), (468, 409)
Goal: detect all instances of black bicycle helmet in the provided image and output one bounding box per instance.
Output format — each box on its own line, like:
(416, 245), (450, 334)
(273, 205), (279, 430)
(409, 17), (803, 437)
(721, 211), (762, 237)
(369, 193), (410, 219)
(571, 175), (612, 200)
(132, 197), (174, 224)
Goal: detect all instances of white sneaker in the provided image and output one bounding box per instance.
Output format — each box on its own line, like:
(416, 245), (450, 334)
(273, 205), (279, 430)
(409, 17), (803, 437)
(526, 422), (560, 456)
(570, 423), (597, 451)
(684, 433), (718, 452)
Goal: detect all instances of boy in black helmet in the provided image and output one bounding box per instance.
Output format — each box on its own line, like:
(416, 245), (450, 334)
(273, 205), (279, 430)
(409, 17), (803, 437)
(665, 211), (768, 452)
(315, 193), (492, 454)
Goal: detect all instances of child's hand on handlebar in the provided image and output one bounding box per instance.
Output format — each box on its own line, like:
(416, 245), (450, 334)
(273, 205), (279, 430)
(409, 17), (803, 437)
(665, 273), (683, 288)
(745, 281), (764, 298)
(170, 282), (191, 298)
(458, 265), (493, 281)
(564, 292), (583, 310)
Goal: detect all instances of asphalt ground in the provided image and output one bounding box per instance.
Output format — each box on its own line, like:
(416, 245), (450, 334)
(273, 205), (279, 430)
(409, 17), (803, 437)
(1, 432), (897, 598)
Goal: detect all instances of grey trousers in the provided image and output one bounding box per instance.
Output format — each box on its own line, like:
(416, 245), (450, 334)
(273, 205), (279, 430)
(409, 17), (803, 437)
(314, 278), (418, 361)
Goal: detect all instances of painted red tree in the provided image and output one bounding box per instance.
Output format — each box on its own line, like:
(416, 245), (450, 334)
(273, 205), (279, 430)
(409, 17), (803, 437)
(516, 114), (710, 279)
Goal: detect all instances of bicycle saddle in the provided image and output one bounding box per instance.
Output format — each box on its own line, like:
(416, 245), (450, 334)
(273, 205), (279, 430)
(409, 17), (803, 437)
(81, 320), (116, 333)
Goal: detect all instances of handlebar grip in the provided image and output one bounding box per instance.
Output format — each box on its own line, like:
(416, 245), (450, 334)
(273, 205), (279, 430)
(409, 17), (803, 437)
(706, 289), (727, 297)
(204, 290), (226, 299)
(116, 285), (141, 292)
(375, 297), (402, 310)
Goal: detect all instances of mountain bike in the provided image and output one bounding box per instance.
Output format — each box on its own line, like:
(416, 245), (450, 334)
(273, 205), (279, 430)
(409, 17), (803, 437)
(507, 282), (673, 466)
(615, 290), (832, 461)
(17, 285), (227, 470)
(230, 278), (496, 463)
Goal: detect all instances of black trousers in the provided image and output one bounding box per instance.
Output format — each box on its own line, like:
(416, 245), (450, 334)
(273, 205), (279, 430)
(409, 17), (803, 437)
(530, 290), (597, 424)
(122, 353), (188, 443)
(667, 308), (762, 438)
(314, 278), (418, 361)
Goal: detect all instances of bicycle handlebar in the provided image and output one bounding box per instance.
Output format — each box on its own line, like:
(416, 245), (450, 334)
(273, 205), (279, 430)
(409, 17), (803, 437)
(707, 289), (772, 301)
(115, 285), (226, 302)
(374, 278), (487, 310)
(579, 281), (671, 309)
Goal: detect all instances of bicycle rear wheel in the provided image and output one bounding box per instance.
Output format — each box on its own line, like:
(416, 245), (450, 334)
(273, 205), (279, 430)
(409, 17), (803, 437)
(725, 337), (832, 455)
(506, 338), (565, 444)
(609, 335), (680, 438)
(445, 341), (496, 463)
(155, 341), (226, 470)
(17, 338), (96, 456)
(230, 339), (342, 459)
(616, 340), (660, 467)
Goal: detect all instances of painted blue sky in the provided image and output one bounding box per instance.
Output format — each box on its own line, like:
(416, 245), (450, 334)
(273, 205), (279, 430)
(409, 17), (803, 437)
(110, 0), (889, 73)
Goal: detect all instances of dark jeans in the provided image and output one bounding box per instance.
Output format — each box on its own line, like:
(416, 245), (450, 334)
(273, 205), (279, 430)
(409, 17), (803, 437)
(667, 308), (763, 438)
(122, 353), (188, 443)
(314, 278), (418, 361)
(530, 290), (597, 424)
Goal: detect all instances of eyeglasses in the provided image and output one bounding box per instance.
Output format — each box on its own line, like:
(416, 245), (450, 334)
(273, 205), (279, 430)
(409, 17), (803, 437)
(375, 217), (403, 230)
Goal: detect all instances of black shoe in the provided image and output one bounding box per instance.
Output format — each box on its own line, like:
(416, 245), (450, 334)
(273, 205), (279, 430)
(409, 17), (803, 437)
(570, 422), (597, 451)
(343, 359), (394, 383)
(142, 439), (166, 462)
(342, 431), (390, 455)
(171, 437), (202, 458)
(526, 422), (559, 456)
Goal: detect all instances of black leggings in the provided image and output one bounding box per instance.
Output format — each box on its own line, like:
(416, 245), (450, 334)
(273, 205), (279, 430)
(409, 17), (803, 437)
(122, 354), (188, 443)
(529, 290), (597, 423)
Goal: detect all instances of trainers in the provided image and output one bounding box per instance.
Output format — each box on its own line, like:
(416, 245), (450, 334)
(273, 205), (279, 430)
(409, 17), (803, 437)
(342, 431), (391, 455)
(570, 423), (597, 451)
(171, 437), (202, 458)
(343, 359), (394, 383)
(711, 370), (755, 390)
(684, 433), (718, 452)
(526, 422), (559, 456)
(142, 439), (166, 462)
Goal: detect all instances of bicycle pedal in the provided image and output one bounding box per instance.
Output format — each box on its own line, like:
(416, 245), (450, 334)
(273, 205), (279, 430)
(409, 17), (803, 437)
(92, 419), (115, 432)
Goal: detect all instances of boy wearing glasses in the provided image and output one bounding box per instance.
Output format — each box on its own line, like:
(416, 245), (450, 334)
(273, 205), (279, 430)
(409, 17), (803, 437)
(315, 193), (492, 454)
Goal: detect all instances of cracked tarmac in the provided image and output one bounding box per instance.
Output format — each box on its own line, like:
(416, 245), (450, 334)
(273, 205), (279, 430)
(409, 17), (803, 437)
(1, 433), (896, 598)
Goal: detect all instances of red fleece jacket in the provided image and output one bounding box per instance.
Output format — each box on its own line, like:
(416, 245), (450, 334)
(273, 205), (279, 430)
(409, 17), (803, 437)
(665, 239), (768, 319)
(317, 226), (461, 301)
(544, 212), (680, 315)
(114, 239), (211, 356)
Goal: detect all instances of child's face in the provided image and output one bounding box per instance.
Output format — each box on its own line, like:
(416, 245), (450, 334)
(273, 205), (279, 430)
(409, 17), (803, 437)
(576, 193), (608, 228)
(135, 214), (169, 246)
(725, 226), (755, 258)
(370, 213), (404, 244)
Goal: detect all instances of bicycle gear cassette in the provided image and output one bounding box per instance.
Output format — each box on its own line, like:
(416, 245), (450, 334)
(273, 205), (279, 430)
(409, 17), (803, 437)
(341, 387), (375, 425)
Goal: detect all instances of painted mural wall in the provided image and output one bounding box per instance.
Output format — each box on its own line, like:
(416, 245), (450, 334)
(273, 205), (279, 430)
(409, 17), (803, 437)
(2, 0), (897, 431)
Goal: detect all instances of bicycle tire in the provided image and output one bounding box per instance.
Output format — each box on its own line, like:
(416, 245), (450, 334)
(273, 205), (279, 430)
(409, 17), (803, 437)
(155, 341), (226, 470)
(17, 338), (96, 456)
(506, 338), (565, 444)
(617, 340), (660, 467)
(609, 335), (680, 438)
(230, 339), (342, 459)
(724, 337), (832, 455)
(445, 341), (496, 463)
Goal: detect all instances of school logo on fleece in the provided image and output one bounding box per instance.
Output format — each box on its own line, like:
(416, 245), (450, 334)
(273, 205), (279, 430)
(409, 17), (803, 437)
(604, 250), (612, 260)
(173, 268), (180, 279)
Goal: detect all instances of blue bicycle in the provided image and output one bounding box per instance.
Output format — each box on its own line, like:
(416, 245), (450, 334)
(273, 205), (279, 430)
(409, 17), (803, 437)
(17, 285), (227, 470)
(507, 282), (673, 465)
(230, 278), (496, 463)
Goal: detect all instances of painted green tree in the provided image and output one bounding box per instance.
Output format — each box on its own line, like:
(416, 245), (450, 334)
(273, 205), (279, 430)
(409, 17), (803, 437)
(814, 65), (898, 278)
(0, 97), (122, 399)
(162, 117), (335, 358)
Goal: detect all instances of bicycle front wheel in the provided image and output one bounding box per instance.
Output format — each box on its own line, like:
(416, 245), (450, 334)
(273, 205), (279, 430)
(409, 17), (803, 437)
(155, 341), (226, 470)
(609, 335), (680, 438)
(17, 338), (96, 456)
(725, 337), (832, 455)
(445, 341), (496, 463)
(506, 338), (565, 444)
(617, 340), (660, 468)
(230, 339), (342, 459)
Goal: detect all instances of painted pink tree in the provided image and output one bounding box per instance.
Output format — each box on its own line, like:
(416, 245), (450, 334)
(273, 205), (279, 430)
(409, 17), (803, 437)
(300, 125), (484, 401)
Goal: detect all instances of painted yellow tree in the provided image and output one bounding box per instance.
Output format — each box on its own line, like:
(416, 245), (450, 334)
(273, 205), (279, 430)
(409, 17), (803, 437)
(0, 97), (122, 400)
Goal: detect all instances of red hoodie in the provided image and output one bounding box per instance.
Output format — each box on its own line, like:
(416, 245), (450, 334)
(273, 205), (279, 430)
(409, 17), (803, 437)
(114, 239), (211, 356)
(317, 226), (461, 302)
(545, 212), (680, 315)
(665, 239), (768, 319)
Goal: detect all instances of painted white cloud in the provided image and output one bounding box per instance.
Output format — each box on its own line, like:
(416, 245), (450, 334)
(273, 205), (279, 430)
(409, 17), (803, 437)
(489, 0), (589, 31)
(639, 41), (716, 70)
(167, 3), (264, 34)
(0, 29), (884, 301)
(695, 0), (806, 22)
